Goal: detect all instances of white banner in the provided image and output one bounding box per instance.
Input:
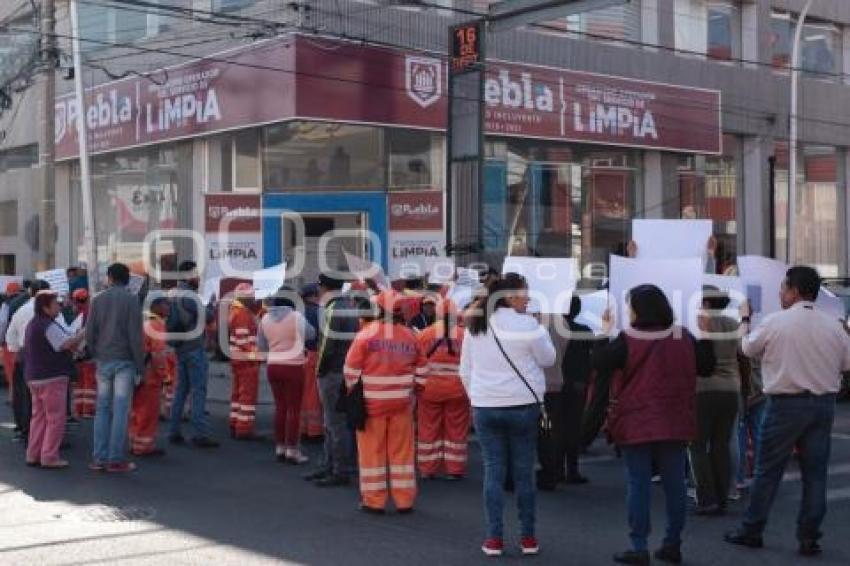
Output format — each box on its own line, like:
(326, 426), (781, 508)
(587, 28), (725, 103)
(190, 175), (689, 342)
(204, 232), (263, 279)
(737, 256), (787, 323)
(632, 219), (712, 260)
(387, 230), (446, 281)
(253, 262), (286, 300)
(609, 255), (703, 332)
(502, 256), (578, 314)
(35, 268), (70, 297)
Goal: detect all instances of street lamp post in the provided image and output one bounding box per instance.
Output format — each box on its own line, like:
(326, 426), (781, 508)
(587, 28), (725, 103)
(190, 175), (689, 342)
(787, 0), (814, 266)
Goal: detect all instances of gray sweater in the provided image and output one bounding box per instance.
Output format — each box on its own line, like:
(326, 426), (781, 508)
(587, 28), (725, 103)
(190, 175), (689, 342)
(86, 284), (145, 373)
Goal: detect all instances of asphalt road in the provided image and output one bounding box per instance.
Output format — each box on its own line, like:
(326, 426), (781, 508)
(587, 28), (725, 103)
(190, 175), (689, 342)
(1, 366), (850, 566)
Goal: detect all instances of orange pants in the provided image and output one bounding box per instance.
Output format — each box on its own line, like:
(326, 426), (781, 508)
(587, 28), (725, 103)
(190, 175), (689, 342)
(299, 351), (323, 439)
(416, 396), (470, 477)
(230, 361), (260, 437)
(73, 360), (97, 418)
(129, 371), (163, 455)
(2, 346), (16, 397)
(160, 354), (177, 419)
(356, 408), (416, 511)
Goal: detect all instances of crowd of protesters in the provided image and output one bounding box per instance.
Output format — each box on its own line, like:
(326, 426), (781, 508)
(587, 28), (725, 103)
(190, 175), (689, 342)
(0, 257), (848, 564)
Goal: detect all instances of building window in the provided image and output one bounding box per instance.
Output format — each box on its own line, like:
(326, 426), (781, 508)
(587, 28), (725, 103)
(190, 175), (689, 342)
(263, 122), (385, 191)
(212, 0), (258, 12)
(207, 130), (260, 193)
(774, 143), (840, 276)
(0, 201), (17, 236)
(483, 140), (640, 280)
(564, 1), (641, 43)
(0, 254), (14, 275)
(387, 129), (443, 191)
(0, 144), (38, 172)
(677, 135), (740, 273)
(70, 143), (194, 270)
(675, 0), (741, 60)
(770, 11), (841, 77)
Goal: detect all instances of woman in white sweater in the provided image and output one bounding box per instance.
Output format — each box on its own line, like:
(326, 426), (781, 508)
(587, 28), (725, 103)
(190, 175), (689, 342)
(460, 272), (556, 558)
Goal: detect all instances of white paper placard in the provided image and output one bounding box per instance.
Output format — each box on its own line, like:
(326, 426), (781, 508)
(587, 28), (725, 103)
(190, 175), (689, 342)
(201, 276), (222, 305)
(446, 284), (476, 311)
(632, 219), (712, 260)
(574, 289), (609, 334)
(609, 255), (703, 332)
(455, 268), (482, 289)
(736, 256), (788, 323)
(253, 262), (286, 300)
(502, 257), (578, 314)
(344, 251), (388, 289)
(427, 258), (456, 285)
(816, 288), (847, 321)
(35, 268), (70, 297)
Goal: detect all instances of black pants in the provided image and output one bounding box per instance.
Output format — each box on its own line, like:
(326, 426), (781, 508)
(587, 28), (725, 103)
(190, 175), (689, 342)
(12, 355), (30, 437)
(538, 388), (587, 486)
(689, 391), (739, 507)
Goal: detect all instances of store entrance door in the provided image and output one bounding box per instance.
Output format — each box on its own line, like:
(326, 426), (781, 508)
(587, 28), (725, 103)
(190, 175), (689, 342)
(282, 212), (366, 289)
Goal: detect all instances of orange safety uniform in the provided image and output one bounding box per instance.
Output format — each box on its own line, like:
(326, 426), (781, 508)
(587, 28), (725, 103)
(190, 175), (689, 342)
(129, 313), (170, 454)
(299, 350), (323, 439)
(2, 344), (16, 398)
(73, 359), (97, 418)
(416, 321), (470, 477)
(228, 299), (260, 438)
(344, 320), (428, 511)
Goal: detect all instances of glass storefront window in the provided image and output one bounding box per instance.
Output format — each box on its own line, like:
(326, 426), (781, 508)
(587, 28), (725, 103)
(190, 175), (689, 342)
(387, 129), (444, 191)
(70, 143), (194, 273)
(483, 140), (640, 283)
(774, 143), (840, 277)
(675, 0), (741, 60)
(263, 121), (385, 191)
(208, 130), (261, 192)
(677, 134), (740, 273)
(770, 11), (841, 78)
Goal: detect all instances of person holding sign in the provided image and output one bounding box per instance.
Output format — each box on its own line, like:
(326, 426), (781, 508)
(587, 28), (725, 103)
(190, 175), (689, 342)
(725, 267), (850, 557)
(591, 285), (715, 566)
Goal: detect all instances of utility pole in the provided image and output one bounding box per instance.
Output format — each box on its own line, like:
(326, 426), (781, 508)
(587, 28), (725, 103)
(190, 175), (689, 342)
(37, 0), (56, 272)
(69, 0), (97, 295)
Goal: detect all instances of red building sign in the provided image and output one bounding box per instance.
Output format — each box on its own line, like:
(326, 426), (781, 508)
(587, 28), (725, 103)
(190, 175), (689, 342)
(56, 34), (721, 159)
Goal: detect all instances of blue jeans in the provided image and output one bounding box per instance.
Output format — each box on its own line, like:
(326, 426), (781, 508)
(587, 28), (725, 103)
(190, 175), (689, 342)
(742, 394), (836, 542)
(93, 360), (136, 464)
(473, 404), (539, 540)
(169, 348), (210, 439)
(735, 400), (766, 484)
(621, 442), (687, 552)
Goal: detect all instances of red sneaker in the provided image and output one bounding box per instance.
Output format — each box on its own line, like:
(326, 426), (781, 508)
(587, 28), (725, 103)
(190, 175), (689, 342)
(520, 536), (539, 556)
(481, 538), (504, 557)
(106, 462), (137, 474)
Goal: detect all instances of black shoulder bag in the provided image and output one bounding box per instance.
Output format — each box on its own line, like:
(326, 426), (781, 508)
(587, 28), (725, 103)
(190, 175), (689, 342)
(490, 326), (552, 432)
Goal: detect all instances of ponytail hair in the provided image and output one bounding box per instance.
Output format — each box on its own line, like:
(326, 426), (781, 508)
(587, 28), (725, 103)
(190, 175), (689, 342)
(465, 272), (528, 336)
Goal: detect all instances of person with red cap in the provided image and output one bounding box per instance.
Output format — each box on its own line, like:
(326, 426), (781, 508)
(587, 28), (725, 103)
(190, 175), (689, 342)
(416, 297), (470, 480)
(69, 288), (97, 418)
(129, 297), (171, 456)
(228, 283), (263, 440)
(344, 290), (428, 514)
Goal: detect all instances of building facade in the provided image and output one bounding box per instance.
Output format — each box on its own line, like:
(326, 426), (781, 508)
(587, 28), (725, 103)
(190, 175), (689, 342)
(1, 0), (849, 283)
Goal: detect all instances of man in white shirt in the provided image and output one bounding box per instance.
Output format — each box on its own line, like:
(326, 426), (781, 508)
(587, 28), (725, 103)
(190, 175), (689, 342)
(725, 266), (850, 557)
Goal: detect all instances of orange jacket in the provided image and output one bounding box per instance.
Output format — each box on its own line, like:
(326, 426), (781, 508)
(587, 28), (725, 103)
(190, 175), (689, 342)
(228, 300), (258, 360)
(416, 322), (467, 402)
(143, 315), (170, 383)
(344, 320), (428, 416)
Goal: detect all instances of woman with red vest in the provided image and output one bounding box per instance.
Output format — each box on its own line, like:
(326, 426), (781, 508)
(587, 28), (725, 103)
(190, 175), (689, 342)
(415, 297), (469, 479)
(591, 285), (715, 566)
(344, 290), (428, 514)
(70, 288), (97, 418)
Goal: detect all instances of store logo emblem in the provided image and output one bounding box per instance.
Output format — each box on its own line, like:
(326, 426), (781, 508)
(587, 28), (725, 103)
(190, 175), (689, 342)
(406, 56), (441, 109)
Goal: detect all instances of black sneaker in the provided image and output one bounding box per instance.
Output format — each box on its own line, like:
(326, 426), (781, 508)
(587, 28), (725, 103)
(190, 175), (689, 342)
(191, 437), (220, 449)
(315, 474), (350, 488)
(613, 550), (650, 565)
(653, 544), (682, 564)
(168, 434), (186, 445)
(799, 540), (822, 557)
(302, 469), (330, 481)
(723, 528), (763, 549)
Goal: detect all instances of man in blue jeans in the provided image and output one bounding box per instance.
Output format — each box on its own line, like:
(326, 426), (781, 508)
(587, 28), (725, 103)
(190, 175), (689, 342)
(86, 263), (145, 473)
(725, 266), (850, 557)
(166, 261), (219, 448)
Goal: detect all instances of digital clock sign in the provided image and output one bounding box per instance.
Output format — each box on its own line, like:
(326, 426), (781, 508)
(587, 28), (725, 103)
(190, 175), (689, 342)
(450, 21), (483, 75)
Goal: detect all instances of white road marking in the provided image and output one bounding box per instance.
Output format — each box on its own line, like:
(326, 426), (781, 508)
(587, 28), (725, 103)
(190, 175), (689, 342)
(783, 463), (850, 482)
